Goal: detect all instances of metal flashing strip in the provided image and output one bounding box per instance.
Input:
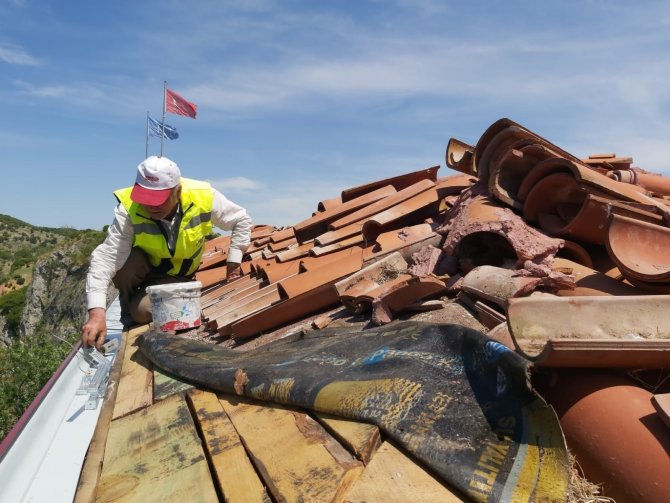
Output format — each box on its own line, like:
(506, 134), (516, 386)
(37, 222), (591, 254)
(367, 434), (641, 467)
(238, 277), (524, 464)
(0, 297), (122, 503)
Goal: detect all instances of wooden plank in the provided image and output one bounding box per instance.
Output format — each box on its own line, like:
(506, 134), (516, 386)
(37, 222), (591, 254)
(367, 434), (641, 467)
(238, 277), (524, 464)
(74, 332), (128, 503)
(154, 367), (194, 401)
(313, 412), (381, 464)
(186, 390), (270, 503)
(96, 394), (218, 503)
(343, 442), (464, 503)
(112, 325), (153, 419)
(219, 394), (364, 503)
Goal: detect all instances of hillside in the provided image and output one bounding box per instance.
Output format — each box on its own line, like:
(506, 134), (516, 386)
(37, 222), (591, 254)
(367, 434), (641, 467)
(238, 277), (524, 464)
(0, 214), (107, 345)
(0, 214), (79, 295)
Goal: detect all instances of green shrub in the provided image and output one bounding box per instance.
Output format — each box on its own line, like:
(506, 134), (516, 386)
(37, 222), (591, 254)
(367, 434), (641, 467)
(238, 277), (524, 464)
(70, 230), (106, 266)
(0, 333), (79, 438)
(0, 287), (27, 333)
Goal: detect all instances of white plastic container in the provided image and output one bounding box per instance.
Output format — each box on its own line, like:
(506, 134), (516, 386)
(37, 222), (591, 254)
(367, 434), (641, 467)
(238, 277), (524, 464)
(145, 281), (203, 332)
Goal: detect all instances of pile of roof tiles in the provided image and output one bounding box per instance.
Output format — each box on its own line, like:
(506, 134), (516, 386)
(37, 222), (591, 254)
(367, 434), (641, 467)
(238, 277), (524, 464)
(196, 118), (670, 502)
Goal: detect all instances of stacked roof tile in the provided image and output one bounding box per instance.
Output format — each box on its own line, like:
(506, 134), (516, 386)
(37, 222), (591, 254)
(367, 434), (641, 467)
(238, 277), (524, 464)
(194, 118), (670, 501)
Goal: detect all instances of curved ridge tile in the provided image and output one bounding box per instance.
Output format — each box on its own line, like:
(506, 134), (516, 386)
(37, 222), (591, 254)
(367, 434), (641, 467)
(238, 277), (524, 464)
(606, 214), (670, 282)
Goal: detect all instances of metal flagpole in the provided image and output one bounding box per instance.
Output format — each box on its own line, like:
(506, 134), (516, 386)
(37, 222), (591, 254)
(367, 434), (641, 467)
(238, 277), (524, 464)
(145, 111), (149, 158)
(160, 81), (167, 156)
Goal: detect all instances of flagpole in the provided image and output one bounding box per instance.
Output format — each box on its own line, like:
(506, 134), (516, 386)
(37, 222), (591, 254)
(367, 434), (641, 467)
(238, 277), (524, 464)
(145, 111), (149, 158)
(160, 81), (167, 156)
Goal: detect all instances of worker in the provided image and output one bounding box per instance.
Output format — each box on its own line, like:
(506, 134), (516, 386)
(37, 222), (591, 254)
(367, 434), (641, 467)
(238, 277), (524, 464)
(81, 156), (252, 348)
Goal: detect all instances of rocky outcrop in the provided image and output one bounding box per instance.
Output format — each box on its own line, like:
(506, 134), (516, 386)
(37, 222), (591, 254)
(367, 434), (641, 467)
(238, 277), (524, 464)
(12, 236), (114, 343)
(19, 243), (90, 341)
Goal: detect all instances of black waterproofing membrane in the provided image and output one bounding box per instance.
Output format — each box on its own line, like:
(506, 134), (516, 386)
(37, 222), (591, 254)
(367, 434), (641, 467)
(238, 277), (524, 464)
(139, 322), (569, 502)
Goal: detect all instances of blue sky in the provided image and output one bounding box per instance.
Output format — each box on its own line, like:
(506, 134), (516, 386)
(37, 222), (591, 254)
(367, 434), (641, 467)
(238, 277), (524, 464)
(1, 0), (670, 230)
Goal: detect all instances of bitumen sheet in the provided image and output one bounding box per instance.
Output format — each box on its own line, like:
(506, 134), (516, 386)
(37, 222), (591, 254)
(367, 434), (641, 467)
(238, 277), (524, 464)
(139, 321), (570, 502)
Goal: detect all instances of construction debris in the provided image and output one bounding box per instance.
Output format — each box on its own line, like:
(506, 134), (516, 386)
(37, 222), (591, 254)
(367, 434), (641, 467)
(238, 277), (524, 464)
(175, 117), (670, 500)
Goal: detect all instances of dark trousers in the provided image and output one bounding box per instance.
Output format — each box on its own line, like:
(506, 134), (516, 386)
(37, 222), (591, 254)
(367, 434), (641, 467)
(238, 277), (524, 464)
(112, 248), (192, 325)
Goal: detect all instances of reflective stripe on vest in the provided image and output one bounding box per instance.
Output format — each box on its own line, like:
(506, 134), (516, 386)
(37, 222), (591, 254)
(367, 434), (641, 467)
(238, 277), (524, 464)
(114, 178), (214, 276)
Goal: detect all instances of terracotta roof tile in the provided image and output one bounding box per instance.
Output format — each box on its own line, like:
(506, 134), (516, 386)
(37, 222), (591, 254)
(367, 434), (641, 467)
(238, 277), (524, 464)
(540, 369), (670, 502)
(361, 188), (440, 241)
(340, 165), (439, 202)
(507, 294), (670, 367)
(277, 251), (364, 299)
(314, 222), (365, 246)
(269, 227), (295, 243)
(293, 185), (397, 243)
(211, 285), (282, 334)
(310, 234), (365, 256)
(330, 179), (435, 230)
(605, 214), (670, 284)
(274, 242), (315, 262)
(366, 275), (447, 325)
(316, 196), (343, 212)
(445, 138), (475, 175)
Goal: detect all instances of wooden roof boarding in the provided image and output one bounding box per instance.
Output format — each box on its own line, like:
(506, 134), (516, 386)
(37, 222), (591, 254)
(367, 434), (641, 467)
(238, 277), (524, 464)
(74, 324), (464, 503)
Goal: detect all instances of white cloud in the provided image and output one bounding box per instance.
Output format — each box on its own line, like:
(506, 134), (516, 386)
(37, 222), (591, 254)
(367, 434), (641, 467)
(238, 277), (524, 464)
(0, 44), (41, 66)
(210, 176), (264, 191)
(11, 79), (148, 112)
(13, 81), (107, 107)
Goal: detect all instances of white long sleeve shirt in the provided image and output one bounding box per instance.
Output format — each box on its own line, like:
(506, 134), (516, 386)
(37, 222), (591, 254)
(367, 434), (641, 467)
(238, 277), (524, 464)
(86, 188), (252, 310)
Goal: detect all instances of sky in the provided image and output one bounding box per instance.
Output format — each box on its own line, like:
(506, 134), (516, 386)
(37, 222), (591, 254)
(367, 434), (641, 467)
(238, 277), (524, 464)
(1, 0), (670, 231)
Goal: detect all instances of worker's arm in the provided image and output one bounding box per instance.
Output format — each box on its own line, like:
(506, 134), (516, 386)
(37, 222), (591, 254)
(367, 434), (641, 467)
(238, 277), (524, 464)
(210, 189), (252, 280)
(81, 205), (134, 347)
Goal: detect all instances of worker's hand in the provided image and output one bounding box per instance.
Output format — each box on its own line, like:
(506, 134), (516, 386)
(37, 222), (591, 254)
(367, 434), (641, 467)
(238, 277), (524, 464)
(81, 308), (107, 349)
(226, 263), (243, 282)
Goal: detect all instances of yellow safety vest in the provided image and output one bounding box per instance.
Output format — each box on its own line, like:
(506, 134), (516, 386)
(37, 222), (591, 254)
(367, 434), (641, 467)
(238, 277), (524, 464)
(114, 178), (214, 277)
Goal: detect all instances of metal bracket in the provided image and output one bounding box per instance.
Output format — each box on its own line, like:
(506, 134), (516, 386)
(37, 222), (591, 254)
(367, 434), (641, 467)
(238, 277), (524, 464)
(78, 347), (112, 409)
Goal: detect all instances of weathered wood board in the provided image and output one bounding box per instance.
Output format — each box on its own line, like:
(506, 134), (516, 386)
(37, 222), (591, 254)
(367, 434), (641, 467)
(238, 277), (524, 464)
(96, 394), (217, 502)
(344, 442), (465, 502)
(112, 325), (153, 419)
(313, 412), (381, 464)
(219, 394), (364, 503)
(186, 390), (270, 503)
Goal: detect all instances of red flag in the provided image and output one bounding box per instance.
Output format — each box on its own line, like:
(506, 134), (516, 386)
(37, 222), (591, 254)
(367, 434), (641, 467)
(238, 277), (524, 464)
(165, 87), (197, 118)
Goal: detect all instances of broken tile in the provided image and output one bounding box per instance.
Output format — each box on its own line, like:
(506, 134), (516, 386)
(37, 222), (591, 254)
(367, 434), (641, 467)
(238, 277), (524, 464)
(461, 265), (544, 308)
(366, 275), (447, 325)
(438, 186), (564, 275)
(335, 252), (408, 312)
(408, 245), (444, 277)
(445, 138), (475, 176)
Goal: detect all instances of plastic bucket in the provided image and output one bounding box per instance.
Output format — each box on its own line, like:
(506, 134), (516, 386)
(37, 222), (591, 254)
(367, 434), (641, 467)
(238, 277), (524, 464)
(145, 281), (203, 332)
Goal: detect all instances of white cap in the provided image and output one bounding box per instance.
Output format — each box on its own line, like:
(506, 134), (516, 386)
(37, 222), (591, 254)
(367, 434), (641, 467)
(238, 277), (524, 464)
(131, 156), (181, 206)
